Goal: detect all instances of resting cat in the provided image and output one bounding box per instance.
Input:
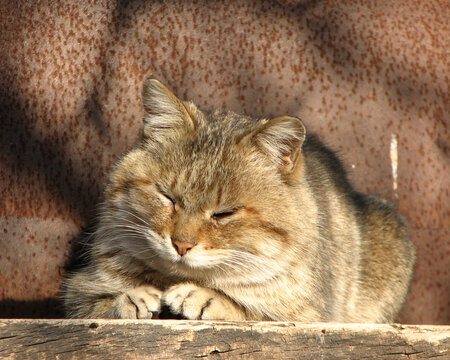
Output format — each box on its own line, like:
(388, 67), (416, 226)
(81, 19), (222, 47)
(62, 77), (415, 322)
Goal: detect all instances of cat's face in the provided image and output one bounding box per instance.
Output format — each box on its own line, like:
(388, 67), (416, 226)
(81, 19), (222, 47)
(98, 78), (307, 286)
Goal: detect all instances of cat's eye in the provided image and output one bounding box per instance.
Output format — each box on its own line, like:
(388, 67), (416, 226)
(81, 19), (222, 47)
(211, 208), (239, 221)
(162, 192), (176, 205)
(157, 185), (176, 205)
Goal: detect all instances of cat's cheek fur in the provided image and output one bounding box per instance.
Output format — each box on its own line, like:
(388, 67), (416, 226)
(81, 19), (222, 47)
(145, 231), (179, 262)
(251, 235), (284, 259)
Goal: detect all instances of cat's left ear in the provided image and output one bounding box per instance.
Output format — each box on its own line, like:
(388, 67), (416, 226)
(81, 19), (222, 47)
(251, 116), (306, 174)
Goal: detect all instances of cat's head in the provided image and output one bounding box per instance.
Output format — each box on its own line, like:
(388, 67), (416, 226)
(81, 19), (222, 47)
(97, 77), (310, 286)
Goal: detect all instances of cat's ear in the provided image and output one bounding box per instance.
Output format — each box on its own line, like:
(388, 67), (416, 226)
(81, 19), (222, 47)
(141, 77), (197, 141)
(251, 116), (306, 174)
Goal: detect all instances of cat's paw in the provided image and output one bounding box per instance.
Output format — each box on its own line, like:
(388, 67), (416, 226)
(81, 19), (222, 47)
(162, 283), (246, 320)
(112, 286), (162, 319)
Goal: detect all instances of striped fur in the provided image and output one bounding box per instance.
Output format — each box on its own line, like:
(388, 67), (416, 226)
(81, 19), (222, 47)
(62, 78), (415, 322)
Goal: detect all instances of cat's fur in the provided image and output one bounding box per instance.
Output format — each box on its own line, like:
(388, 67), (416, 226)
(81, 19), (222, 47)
(62, 77), (415, 322)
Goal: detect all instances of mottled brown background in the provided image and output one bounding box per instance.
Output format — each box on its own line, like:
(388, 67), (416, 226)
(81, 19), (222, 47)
(0, 0), (448, 323)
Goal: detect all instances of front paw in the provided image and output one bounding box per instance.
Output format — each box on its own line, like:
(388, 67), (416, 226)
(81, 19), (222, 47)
(112, 286), (162, 319)
(162, 283), (246, 320)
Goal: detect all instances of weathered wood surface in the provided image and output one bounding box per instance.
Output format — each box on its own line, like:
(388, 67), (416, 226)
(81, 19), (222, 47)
(0, 320), (448, 359)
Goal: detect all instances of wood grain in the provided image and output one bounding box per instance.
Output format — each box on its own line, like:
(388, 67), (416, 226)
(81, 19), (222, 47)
(0, 320), (448, 359)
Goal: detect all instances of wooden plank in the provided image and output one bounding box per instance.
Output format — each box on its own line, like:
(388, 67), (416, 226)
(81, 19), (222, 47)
(0, 320), (448, 359)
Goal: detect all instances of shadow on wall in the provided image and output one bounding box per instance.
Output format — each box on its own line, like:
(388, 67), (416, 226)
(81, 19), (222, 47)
(0, 0), (448, 323)
(0, 70), (110, 221)
(0, 299), (64, 319)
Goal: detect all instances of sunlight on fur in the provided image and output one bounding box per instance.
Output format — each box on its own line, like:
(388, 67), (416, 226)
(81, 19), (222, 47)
(62, 77), (415, 322)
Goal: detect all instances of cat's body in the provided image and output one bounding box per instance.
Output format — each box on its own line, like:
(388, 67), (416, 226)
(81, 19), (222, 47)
(62, 78), (415, 322)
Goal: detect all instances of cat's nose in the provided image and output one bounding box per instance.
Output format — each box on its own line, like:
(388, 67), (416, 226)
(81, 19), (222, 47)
(172, 239), (194, 256)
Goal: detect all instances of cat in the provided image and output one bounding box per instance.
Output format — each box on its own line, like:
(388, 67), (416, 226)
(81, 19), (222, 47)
(62, 77), (415, 322)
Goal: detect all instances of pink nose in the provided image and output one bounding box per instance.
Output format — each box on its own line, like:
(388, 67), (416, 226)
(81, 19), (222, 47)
(172, 239), (194, 256)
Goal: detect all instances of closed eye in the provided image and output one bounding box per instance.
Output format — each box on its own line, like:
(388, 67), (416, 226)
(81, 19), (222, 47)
(157, 185), (176, 205)
(212, 208), (241, 220)
(162, 192), (176, 205)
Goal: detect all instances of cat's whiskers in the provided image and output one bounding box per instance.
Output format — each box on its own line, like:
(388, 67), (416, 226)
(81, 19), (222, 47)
(96, 221), (151, 256)
(224, 258), (270, 276)
(101, 223), (147, 234)
(221, 259), (253, 272)
(128, 247), (157, 259)
(99, 232), (157, 260)
(100, 214), (150, 232)
(226, 250), (268, 266)
(97, 214), (153, 244)
(224, 250), (286, 278)
(100, 206), (152, 228)
(212, 263), (232, 276)
(98, 227), (147, 240)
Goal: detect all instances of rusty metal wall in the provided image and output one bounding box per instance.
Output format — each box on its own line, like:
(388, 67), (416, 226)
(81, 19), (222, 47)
(0, 0), (448, 323)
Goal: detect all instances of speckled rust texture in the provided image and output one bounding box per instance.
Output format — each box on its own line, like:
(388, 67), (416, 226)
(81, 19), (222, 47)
(0, 0), (448, 322)
(0, 217), (78, 317)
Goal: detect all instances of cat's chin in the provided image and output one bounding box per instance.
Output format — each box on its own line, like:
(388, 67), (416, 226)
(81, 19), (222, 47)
(163, 253), (230, 279)
(174, 255), (211, 271)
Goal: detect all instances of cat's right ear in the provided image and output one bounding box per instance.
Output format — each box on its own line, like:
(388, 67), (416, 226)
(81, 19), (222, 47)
(141, 77), (196, 142)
